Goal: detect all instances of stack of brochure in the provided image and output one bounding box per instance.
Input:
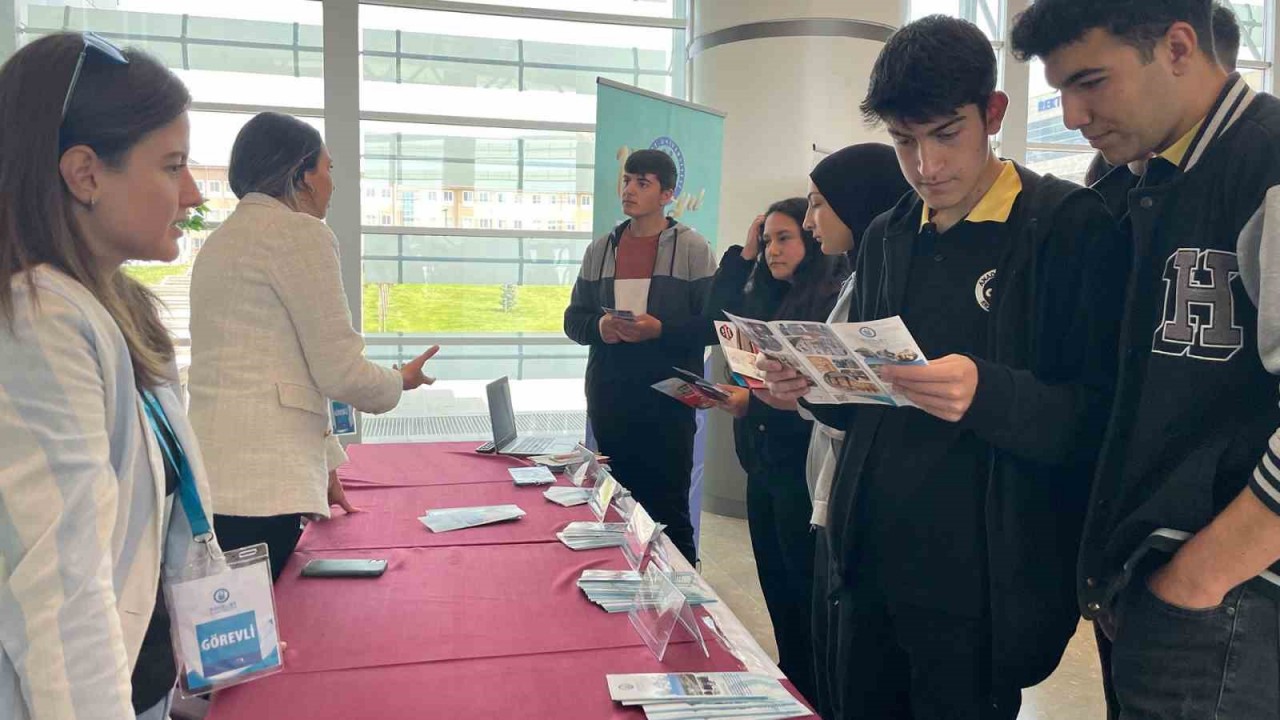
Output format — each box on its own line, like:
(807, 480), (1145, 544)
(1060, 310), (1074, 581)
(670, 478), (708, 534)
(558, 521), (628, 550)
(577, 570), (716, 613)
(544, 486), (591, 507)
(418, 504), (526, 533)
(606, 673), (811, 720)
(509, 466), (556, 486)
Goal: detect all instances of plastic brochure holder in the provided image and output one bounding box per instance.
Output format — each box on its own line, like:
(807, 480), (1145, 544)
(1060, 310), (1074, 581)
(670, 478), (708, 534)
(627, 563), (710, 662)
(621, 502), (664, 571)
(588, 471), (619, 522)
(569, 445), (606, 488)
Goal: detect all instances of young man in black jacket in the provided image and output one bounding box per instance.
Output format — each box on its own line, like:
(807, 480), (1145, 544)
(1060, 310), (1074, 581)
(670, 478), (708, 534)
(563, 149), (716, 563)
(760, 16), (1127, 719)
(1013, 1), (1280, 716)
(1085, 1), (1241, 218)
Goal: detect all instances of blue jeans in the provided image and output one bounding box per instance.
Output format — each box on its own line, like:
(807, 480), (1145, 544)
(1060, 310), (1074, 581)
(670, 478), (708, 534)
(1110, 573), (1280, 719)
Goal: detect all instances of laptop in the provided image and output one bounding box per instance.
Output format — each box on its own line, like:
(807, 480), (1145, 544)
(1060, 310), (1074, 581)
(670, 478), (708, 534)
(485, 376), (580, 456)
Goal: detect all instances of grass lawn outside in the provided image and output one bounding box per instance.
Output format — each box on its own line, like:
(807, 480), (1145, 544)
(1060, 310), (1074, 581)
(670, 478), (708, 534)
(122, 263), (191, 286)
(363, 283), (573, 333)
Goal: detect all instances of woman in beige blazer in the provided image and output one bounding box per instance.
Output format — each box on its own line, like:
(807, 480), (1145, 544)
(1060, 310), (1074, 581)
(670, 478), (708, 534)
(188, 112), (436, 579)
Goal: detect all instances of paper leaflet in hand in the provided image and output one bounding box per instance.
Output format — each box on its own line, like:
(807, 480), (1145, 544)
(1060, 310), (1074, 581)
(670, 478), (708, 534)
(723, 311), (928, 407)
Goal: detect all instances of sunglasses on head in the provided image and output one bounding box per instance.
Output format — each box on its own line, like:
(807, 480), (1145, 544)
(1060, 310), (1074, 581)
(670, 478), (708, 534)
(61, 31), (129, 121)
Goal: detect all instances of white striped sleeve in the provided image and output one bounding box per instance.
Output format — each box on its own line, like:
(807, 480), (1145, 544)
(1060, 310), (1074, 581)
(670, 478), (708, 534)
(1240, 185), (1280, 515)
(0, 286), (134, 719)
(1251, 432), (1280, 514)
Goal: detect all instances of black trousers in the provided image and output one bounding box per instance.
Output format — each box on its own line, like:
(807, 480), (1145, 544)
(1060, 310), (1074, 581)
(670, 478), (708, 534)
(214, 513), (305, 582)
(747, 469), (817, 706)
(593, 413), (697, 563)
(812, 533), (1020, 720)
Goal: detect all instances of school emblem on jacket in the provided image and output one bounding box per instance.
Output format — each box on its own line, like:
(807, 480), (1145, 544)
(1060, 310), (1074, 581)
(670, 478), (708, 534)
(975, 269), (997, 312)
(1152, 248), (1243, 362)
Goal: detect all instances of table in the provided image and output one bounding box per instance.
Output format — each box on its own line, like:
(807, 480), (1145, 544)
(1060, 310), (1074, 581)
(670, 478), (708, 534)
(206, 443), (811, 719)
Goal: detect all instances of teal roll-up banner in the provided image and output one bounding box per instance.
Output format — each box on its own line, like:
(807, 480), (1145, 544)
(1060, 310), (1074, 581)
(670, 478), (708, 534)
(592, 78), (725, 245)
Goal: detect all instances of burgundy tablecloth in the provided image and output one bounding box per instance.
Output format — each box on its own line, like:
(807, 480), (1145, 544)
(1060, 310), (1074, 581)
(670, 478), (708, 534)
(338, 442), (532, 488)
(273, 544), (694, 674)
(211, 645), (744, 720)
(206, 442), (815, 720)
(297, 480), (614, 551)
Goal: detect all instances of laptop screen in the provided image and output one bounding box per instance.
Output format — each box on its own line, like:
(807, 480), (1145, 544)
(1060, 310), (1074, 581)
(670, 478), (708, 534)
(486, 376), (518, 449)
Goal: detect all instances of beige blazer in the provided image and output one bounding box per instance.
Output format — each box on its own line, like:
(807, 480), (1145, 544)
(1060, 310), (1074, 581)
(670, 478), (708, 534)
(0, 266), (216, 720)
(188, 193), (401, 518)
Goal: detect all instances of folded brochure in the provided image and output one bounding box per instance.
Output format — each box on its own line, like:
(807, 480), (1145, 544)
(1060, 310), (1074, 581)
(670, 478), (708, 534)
(509, 466), (556, 486)
(721, 312), (927, 407)
(419, 504), (525, 532)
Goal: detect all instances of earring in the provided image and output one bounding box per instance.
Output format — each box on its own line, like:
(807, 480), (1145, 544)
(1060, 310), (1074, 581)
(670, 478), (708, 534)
(88, 196), (97, 210)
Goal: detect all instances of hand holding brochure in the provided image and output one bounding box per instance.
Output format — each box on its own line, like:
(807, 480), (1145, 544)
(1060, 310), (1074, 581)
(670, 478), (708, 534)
(722, 312), (928, 407)
(651, 369), (730, 409)
(712, 321), (766, 389)
(419, 504), (526, 532)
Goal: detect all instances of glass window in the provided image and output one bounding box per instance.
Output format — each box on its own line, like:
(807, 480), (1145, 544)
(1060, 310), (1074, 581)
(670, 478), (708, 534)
(20, 1), (324, 108)
(1024, 149), (1097, 185)
(361, 121), (594, 230)
(909, 0), (1000, 40)
(359, 5), (685, 125)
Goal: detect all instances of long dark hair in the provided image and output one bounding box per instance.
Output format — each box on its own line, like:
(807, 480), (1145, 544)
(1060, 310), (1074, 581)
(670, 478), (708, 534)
(0, 34), (191, 386)
(745, 197), (847, 321)
(229, 111), (324, 205)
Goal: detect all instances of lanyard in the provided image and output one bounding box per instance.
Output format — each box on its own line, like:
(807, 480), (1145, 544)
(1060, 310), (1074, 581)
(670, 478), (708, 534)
(140, 389), (213, 542)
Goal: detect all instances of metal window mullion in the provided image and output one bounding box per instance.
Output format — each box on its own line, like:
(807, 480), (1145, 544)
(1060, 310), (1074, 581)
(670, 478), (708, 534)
(24, 25), (323, 54)
(361, 110), (594, 134)
(363, 225), (592, 239)
(364, 47), (670, 77)
(1267, 0), (1278, 94)
(181, 14), (190, 71)
(357, 0), (686, 30)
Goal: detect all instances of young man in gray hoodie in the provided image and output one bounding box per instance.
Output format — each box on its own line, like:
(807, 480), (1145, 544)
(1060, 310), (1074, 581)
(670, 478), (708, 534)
(563, 149), (716, 562)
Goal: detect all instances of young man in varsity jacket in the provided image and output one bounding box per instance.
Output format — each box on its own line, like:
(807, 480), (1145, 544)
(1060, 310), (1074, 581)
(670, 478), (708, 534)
(759, 16), (1127, 719)
(563, 149), (716, 563)
(1013, 1), (1280, 716)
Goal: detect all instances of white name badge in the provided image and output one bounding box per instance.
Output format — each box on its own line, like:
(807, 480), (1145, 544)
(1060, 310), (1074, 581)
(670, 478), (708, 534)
(166, 543), (282, 697)
(330, 401), (357, 436)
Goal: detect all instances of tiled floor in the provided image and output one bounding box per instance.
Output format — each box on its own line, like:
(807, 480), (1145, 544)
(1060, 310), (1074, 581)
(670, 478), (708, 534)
(697, 511), (1108, 719)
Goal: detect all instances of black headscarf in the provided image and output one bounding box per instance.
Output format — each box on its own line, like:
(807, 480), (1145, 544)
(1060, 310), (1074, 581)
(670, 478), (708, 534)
(809, 143), (912, 246)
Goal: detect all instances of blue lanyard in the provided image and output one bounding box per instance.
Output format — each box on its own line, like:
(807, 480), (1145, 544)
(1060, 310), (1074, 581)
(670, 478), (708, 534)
(140, 389), (213, 541)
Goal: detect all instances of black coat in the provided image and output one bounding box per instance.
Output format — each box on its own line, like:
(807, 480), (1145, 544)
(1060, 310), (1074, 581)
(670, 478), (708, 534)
(804, 163), (1129, 689)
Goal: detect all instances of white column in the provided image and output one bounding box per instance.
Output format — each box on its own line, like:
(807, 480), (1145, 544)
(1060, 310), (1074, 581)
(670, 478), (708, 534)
(689, 0), (905, 518)
(322, 0), (363, 328)
(691, 0), (906, 255)
(1001, 0), (1032, 163)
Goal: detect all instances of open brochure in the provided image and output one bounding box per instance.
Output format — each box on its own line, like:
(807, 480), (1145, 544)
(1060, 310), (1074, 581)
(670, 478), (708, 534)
(720, 312), (928, 407)
(713, 321), (766, 389)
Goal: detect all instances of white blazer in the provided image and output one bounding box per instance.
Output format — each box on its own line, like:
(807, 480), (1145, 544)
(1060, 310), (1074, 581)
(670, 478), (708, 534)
(0, 266), (216, 720)
(188, 193), (401, 519)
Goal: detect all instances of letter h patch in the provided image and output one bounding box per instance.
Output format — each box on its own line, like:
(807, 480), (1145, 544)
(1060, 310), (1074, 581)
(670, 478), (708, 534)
(1152, 248), (1243, 362)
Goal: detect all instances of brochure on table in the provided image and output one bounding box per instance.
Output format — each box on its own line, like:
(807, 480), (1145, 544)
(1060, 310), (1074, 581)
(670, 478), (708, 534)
(722, 312), (928, 407)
